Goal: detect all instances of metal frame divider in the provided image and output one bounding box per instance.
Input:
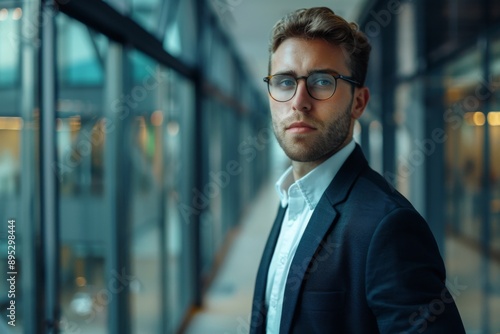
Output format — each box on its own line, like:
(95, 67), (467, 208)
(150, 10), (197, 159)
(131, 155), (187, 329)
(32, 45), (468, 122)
(192, 0), (205, 308)
(419, 0), (446, 254)
(380, 17), (397, 182)
(479, 0), (493, 328)
(103, 41), (131, 334)
(20, 1), (42, 332)
(39, 1), (60, 332)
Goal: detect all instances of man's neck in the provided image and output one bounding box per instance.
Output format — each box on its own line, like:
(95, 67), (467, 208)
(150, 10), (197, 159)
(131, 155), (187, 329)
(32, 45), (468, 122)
(292, 160), (323, 181)
(291, 138), (352, 181)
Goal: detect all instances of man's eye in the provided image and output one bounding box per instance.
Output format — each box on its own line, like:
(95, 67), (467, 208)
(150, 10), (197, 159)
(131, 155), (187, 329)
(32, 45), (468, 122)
(277, 78), (295, 87)
(312, 78), (334, 86)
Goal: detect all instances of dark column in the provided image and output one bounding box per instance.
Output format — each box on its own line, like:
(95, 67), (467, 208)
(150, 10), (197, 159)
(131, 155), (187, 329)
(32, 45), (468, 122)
(380, 18), (396, 184)
(419, 0), (447, 254)
(39, 1), (60, 332)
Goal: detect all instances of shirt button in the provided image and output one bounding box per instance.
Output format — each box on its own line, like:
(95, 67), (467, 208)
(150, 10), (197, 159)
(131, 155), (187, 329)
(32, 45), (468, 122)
(280, 256), (286, 264)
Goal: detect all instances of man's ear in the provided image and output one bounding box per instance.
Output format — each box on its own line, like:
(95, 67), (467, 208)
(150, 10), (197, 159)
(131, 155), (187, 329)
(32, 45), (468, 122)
(351, 87), (370, 120)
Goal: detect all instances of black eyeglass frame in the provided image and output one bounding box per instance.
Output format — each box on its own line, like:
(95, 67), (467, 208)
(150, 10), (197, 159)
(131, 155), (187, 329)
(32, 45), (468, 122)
(263, 72), (361, 102)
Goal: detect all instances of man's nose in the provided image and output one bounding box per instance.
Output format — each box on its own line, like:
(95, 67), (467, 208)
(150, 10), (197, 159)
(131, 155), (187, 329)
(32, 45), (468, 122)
(292, 80), (312, 112)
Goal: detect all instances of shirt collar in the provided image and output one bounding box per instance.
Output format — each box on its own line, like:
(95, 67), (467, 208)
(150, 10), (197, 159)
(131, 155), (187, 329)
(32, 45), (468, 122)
(275, 140), (356, 209)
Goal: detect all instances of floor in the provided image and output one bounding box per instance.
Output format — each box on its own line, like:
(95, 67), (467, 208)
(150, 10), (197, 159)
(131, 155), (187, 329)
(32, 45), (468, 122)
(183, 179), (500, 334)
(183, 180), (279, 334)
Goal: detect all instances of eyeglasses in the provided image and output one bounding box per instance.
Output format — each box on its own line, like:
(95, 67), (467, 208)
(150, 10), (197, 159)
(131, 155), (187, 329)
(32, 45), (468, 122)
(263, 72), (360, 102)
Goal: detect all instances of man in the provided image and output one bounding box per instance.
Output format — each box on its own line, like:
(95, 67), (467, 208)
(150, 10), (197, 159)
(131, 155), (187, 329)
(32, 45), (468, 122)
(250, 7), (465, 333)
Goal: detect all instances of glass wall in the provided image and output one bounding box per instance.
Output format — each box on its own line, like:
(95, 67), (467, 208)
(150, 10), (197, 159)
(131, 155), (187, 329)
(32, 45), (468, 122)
(0, 1), (38, 332)
(443, 49), (484, 240)
(0, 0), (270, 333)
(163, 0), (198, 65)
(127, 51), (164, 334)
(441, 48), (487, 329)
(162, 70), (196, 333)
(195, 14), (272, 286)
(393, 80), (425, 213)
(200, 98), (223, 275)
(55, 13), (117, 334)
(391, 1), (426, 213)
(359, 0), (500, 332)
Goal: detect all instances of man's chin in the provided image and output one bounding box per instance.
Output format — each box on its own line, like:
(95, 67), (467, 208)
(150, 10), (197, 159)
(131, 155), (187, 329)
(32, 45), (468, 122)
(282, 149), (319, 163)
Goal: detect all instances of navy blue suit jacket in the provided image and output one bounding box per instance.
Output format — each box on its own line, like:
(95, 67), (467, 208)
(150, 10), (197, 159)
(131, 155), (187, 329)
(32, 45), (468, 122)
(250, 145), (465, 333)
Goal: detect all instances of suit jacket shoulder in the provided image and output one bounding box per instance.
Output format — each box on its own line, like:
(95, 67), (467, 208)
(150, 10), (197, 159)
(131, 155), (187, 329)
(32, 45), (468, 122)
(251, 144), (465, 334)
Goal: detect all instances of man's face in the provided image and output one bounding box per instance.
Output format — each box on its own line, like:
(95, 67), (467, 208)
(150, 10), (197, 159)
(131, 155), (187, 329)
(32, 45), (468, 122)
(269, 38), (366, 164)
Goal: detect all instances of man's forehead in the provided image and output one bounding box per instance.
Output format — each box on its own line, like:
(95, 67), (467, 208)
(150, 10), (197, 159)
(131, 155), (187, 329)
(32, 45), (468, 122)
(269, 38), (350, 73)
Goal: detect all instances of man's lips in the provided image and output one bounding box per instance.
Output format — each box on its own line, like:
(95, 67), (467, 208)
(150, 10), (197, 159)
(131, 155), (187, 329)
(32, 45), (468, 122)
(286, 121), (316, 133)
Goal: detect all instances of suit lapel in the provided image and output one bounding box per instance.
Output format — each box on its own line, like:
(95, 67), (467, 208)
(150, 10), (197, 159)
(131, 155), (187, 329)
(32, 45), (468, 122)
(279, 202), (338, 333)
(279, 145), (368, 333)
(250, 204), (287, 334)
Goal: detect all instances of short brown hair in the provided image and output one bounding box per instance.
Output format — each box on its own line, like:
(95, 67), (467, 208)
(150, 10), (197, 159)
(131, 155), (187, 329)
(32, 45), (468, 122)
(269, 7), (371, 86)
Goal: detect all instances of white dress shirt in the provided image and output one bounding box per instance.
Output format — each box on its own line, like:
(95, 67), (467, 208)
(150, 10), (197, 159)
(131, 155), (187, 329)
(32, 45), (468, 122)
(265, 140), (355, 334)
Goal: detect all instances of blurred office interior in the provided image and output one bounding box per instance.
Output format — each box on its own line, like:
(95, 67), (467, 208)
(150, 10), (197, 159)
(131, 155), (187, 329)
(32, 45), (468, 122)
(0, 0), (499, 333)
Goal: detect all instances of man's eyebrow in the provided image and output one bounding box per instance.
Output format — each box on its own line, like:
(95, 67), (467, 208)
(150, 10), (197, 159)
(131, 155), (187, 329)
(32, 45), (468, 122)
(271, 70), (297, 76)
(309, 68), (340, 75)
(271, 69), (342, 76)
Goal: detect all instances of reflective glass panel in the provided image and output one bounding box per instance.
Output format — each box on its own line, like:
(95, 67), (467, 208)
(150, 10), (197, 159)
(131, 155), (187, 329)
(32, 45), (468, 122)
(127, 50), (163, 333)
(442, 48), (500, 332)
(0, 5), (20, 86)
(163, 71), (196, 332)
(200, 99), (223, 276)
(130, 0), (162, 34)
(393, 80), (425, 213)
(57, 15), (104, 86)
(56, 14), (108, 334)
(0, 1), (38, 331)
(163, 0), (197, 65)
